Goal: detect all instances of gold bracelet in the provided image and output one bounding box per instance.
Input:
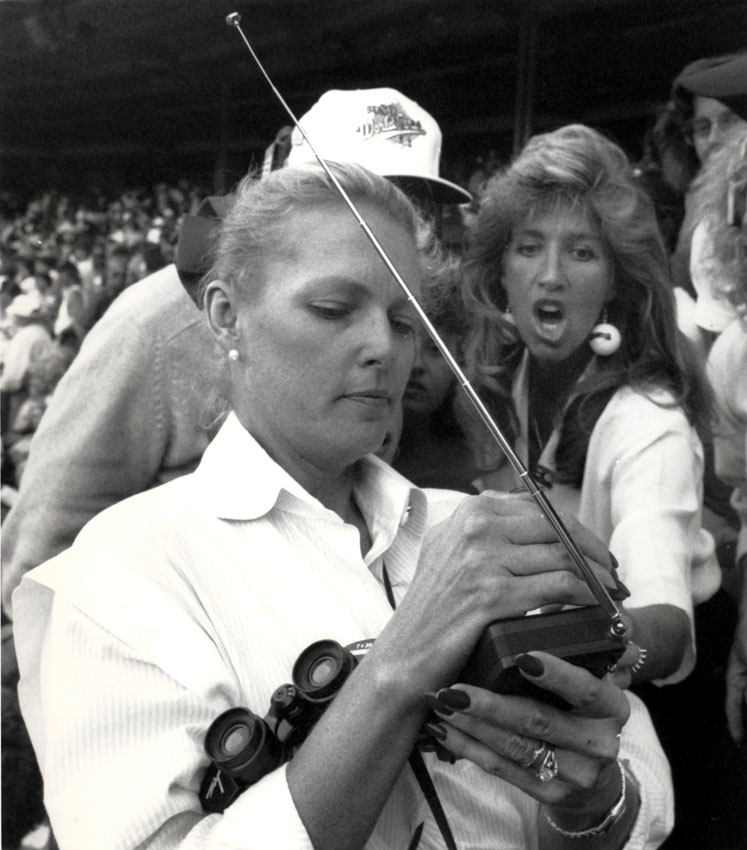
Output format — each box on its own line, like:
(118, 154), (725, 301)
(545, 760), (628, 838)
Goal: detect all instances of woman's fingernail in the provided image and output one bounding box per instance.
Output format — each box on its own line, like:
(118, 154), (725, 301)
(609, 552), (619, 570)
(515, 654), (544, 677)
(613, 575), (631, 599)
(435, 743), (456, 763)
(424, 692), (454, 715)
(438, 688), (471, 710)
(425, 721), (448, 741)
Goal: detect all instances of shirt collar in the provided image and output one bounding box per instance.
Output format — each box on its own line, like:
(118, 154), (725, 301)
(193, 412), (421, 552)
(193, 412), (314, 519)
(352, 453), (425, 567)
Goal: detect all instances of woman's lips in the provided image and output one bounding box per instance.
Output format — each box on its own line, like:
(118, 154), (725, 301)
(532, 300), (566, 343)
(344, 389), (392, 407)
(404, 381), (428, 400)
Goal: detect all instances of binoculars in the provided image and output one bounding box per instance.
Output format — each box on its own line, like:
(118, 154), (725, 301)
(199, 638), (371, 813)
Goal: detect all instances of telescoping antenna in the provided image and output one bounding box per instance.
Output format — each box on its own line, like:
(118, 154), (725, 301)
(225, 12), (626, 637)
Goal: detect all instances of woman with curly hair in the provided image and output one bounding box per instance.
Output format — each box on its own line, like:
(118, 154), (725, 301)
(460, 124), (719, 687)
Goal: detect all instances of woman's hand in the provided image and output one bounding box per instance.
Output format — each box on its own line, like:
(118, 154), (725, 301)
(424, 651), (633, 825)
(380, 492), (621, 694)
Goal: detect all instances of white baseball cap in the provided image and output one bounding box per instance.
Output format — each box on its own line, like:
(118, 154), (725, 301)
(7, 291), (44, 320)
(286, 88), (473, 205)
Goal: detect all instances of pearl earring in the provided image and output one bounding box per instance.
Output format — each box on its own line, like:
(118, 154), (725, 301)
(589, 309), (621, 356)
(228, 349), (240, 362)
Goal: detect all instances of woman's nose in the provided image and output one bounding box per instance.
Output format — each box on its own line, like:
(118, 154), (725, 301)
(537, 245), (565, 290)
(409, 359), (425, 377)
(361, 312), (397, 365)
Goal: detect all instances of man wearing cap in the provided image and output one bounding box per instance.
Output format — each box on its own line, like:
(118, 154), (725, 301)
(676, 53), (747, 343)
(1, 87), (470, 619)
(674, 52), (747, 170)
(661, 52), (747, 303)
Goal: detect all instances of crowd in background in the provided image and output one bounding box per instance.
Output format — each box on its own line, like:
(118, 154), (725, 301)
(0, 181), (208, 497)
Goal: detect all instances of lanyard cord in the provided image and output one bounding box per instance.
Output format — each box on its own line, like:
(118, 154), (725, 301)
(382, 565), (459, 850)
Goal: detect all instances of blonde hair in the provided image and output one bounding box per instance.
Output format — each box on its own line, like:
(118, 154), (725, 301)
(695, 129), (747, 315)
(205, 162), (443, 303)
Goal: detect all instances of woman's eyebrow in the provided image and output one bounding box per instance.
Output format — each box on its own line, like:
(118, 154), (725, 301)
(301, 276), (415, 306)
(302, 275), (366, 291)
(567, 228), (602, 239)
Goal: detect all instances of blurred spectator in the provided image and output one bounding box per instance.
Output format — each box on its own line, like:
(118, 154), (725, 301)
(52, 261), (85, 348)
(653, 52), (747, 300)
(631, 151), (685, 256)
(0, 278), (21, 358)
(701, 124), (747, 848)
(4, 338), (74, 487)
(651, 55), (745, 609)
(0, 291), (52, 432)
(458, 149), (505, 233)
(685, 132), (746, 345)
(392, 254), (480, 491)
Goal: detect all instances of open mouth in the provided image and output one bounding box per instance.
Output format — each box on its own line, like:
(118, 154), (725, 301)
(532, 300), (566, 342)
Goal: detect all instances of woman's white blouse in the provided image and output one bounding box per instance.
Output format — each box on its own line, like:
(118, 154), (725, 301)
(472, 355), (721, 685)
(13, 413), (673, 850)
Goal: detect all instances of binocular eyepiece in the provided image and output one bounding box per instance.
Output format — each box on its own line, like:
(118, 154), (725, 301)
(200, 639), (368, 813)
(292, 639), (358, 703)
(204, 706), (285, 785)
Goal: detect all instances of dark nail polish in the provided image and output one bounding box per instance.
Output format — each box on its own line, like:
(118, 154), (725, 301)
(425, 721), (448, 741)
(424, 692), (453, 715)
(613, 575), (631, 599)
(435, 743), (455, 762)
(515, 654), (544, 677)
(609, 552), (619, 570)
(438, 688), (471, 710)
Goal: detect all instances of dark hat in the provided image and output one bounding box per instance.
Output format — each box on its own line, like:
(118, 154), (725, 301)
(175, 195), (234, 306)
(674, 52), (747, 121)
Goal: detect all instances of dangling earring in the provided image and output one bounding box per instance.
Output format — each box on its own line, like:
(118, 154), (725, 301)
(589, 308), (621, 356)
(502, 305), (516, 326)
(228, 348), (240, 362)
